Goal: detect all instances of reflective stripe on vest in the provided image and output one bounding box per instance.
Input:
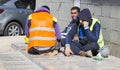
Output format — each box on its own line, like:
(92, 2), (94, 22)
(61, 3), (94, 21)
(90, 18), (104, 48)
(30, 27), (55, 32)
(29, 36), (56, 42)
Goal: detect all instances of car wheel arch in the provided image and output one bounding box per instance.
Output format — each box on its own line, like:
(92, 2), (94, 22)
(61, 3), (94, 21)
(4, 20), (24, 34)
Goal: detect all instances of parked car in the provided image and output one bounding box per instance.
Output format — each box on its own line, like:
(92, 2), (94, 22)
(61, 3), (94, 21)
(0, 0), (35, 36)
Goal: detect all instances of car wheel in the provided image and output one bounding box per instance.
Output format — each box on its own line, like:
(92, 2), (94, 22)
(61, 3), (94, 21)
(4, 22), (22, 36)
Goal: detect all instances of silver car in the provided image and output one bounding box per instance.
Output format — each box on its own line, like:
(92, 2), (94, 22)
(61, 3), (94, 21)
(0, 0), (35, 36)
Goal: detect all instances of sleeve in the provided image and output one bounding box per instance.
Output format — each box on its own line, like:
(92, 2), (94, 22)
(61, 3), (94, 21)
(53, 17), (61, 41)
(66, 24), (78, 46)
(62, 27), (68, 33)
(25, 15), (31, 37)
(54, 23), (61, 40)
(84, 22), (100, 42)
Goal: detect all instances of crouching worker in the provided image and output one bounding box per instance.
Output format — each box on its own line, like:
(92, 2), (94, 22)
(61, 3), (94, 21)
(78, 8), (104, 57)
(65, 8), (104, 57)
(25, 5), (61, 55)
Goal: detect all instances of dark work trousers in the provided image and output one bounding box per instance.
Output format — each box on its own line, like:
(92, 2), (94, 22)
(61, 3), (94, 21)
(28, 42), (61, 55)
(61, 38), (66, 47)
(70, 41), (99, 56)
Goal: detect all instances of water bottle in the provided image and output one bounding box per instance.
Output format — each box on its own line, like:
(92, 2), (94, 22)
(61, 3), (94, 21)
(93, 53), (104, 61)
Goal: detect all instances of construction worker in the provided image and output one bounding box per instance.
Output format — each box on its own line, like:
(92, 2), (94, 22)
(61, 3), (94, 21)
(65, 8), (104, 57)
(61, 6), (80, 47)
(25, 5), (61, 55)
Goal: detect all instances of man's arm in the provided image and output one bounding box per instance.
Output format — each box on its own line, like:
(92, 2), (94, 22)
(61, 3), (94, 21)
(65, 23), (77, 56)
(53, 17), (61, 41)
(65, 23), (78, 47)
(25, 15), (31, 37)
(84, 22), (100, 42)
(54, 23), (61, 41)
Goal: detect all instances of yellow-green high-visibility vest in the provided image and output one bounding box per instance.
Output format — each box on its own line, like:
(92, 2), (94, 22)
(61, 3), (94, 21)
(90, 18), (104, 48)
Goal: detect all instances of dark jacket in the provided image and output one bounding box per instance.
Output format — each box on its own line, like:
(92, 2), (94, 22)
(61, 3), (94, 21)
(65, 18), (79, 45)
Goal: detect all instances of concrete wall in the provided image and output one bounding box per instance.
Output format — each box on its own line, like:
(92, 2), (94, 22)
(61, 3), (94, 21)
(36, 0), (120, 57)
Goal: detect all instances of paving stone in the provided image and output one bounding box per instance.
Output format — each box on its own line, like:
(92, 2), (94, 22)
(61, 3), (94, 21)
(0, 51), (44, 70)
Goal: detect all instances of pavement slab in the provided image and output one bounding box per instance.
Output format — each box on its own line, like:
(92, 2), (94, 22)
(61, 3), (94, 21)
(0, 36), (43, 70)
(0, 51), (44, 70)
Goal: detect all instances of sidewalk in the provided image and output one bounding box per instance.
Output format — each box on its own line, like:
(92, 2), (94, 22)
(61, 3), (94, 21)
(0, 36), (120, 70)
(0, 36), (43, 70)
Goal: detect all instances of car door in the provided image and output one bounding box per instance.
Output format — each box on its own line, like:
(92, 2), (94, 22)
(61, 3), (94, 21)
(14, 0), (34, 29)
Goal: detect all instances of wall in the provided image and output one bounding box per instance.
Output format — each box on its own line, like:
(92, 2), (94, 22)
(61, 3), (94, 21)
(36, 0), (120, 57)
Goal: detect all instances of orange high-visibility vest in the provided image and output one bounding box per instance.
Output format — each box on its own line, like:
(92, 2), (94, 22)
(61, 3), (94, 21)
(27, 12), (57, 50)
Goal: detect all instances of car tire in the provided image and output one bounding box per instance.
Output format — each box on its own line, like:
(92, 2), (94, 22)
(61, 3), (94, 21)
(4, 22), (23, 36)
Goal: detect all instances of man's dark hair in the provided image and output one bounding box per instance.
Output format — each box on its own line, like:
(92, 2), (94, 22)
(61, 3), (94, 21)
(71, 6), (80, 13)
(42, 5), (50, 11)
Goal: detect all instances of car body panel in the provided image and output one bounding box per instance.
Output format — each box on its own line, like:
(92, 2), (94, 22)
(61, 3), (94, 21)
(0, 0), (33, 35)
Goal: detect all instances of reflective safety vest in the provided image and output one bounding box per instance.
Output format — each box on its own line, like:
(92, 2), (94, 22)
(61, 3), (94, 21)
(90, 18), (104, 48)
(27, 12), (57, 50)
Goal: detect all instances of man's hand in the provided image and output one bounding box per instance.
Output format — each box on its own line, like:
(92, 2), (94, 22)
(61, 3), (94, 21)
(65, 46), (74, 56)
(83, 21), (89, 27)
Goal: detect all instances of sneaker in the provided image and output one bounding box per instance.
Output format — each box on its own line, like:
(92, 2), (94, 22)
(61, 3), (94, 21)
(86, 50), (93, 58)
(80, 51), (86, 56)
